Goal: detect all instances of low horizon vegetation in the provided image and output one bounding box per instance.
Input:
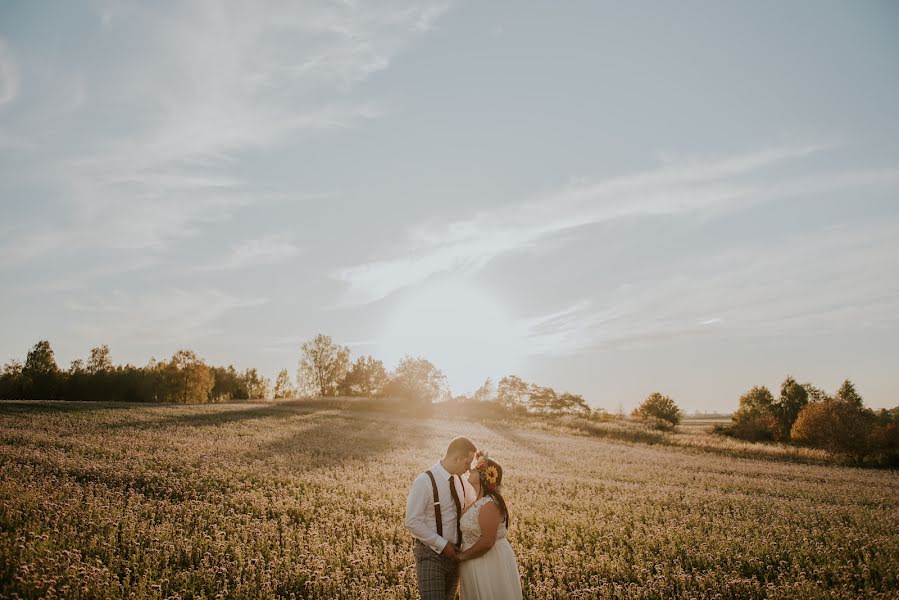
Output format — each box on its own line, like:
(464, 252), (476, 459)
(2, 337), (897, 468)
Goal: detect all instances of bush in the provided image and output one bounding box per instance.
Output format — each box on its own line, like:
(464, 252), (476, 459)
(729, 386), (780, 441)
(632, 392), (682, 430)
(728, 412), (780, 442)
(791, 399), (876, 461)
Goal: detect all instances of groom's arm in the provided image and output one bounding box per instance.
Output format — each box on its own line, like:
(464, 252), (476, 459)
(404, 475), (450, 554)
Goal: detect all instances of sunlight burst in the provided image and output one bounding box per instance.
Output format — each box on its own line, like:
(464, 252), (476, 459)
(377, 280), (523, 395)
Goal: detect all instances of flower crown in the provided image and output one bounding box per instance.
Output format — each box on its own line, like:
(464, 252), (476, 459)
(473, 450), (500, 492)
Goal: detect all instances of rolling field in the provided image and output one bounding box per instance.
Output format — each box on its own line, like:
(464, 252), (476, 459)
(1, 399), (898, 599)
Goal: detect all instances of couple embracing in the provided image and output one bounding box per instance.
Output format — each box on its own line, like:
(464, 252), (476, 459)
(405, 437), (523, 599)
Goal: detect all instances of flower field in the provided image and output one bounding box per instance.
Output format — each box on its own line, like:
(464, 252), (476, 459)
(1, 399), (898, 599)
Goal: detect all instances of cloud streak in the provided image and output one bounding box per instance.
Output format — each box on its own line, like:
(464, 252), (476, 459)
(203, 233), (302, 271)
(335, 144), (899, 305)
(67, 288), (268, 346)
(519, 220), (899, 355)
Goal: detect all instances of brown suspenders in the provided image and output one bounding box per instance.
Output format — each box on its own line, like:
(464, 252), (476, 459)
(425, 470), (442, 536)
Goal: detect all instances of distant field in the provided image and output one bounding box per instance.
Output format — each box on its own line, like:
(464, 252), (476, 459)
(1, 400), (898, 599)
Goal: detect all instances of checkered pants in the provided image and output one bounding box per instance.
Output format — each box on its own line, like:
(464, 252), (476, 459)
(413, 539), (459, 600)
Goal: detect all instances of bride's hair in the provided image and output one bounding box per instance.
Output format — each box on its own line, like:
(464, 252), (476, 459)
(479, 458), (510, 527)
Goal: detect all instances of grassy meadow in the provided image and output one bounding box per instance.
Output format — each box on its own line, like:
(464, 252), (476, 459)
(1, 399), (898, 599)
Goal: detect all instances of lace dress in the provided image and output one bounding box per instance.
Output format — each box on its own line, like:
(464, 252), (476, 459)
(459, 496), (523, 599)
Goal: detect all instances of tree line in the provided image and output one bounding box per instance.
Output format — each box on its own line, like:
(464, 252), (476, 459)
(0, 335), (595, 417)
(0, 341), (270, 403)
(720, 376), (899, 464)
(293, 335), (595, 416)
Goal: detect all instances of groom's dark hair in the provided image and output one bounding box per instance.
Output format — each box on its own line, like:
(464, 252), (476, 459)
(445, 436), (476, 458)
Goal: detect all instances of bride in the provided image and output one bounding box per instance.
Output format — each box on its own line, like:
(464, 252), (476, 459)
(457, 451), (523, 599)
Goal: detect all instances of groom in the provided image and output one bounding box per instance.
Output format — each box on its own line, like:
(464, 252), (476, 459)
(405, 437), (478, 600)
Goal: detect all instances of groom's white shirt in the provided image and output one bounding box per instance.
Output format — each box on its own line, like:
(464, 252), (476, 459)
(405, 462), (470, 554)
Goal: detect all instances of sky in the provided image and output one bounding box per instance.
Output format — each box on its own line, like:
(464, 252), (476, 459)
(1, 1), (898, 412)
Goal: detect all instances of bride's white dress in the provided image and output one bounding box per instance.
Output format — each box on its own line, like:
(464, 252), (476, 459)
(459, 496), (523, 599)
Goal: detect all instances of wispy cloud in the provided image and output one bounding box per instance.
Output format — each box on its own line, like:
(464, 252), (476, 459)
(335, 144), (899, 305)
(203, 233), (301, 271)
(519, 220), (899, 355)
(67, 288), (268, 346)
(0, 1), (451, 268)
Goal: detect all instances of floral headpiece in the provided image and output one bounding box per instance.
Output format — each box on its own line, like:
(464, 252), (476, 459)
(473, 450), (499, 492)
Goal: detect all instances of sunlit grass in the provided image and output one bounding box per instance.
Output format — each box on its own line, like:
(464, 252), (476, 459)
(1, 399), (898, 599)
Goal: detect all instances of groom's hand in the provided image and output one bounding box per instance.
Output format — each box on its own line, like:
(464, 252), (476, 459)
(440, 543), (459, 561)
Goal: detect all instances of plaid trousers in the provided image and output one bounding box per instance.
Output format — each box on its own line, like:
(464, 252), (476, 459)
(413, 539), (459, 600)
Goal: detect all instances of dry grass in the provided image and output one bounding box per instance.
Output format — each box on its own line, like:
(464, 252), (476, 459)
(1, 399), (898, 599)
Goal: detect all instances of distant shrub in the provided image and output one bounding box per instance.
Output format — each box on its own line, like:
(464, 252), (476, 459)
(728, 386), (779, 441)
(790, 399), (874, 460)
(632, 392), (682, 430)
(789, 381), (896, 463)
(728, 412), (781, 442)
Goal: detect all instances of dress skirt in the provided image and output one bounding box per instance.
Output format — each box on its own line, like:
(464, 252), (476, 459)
(459, 537), (523, 599)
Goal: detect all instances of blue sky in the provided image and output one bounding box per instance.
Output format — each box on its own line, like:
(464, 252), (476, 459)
(2, 1), (898, 411)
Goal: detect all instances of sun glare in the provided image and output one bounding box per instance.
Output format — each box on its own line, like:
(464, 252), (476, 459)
(377, 280), (523, 395)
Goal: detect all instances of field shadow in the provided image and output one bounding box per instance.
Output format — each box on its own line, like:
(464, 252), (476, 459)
(0, 400), (139, 416)
(246, 410), (429, 469)
(482, 422), (555, 458)
(104, 399), (344, 431)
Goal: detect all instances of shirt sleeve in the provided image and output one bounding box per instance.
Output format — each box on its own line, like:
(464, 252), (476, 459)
(404, 474), (449, 554)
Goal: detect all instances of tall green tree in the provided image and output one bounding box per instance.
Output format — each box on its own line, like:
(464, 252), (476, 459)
(773, 376), (808, 440)
(384, 356), (447, 404)
(730, 385), (778, 441)
(632, 392), (682, 430)
(23, 340), (60, 399)
(297, 334), (350, 397)
(87, 345), (113, 374)
(835, 379), (863, 407)
(339, 355), (389, 397)
(158, 350), (214, 404)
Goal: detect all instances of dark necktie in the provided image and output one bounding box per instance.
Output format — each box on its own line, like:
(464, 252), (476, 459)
(448, 475), (463, 546)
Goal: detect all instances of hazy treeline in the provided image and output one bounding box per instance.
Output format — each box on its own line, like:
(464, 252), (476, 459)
(0, 335), (597, 420)
(0, 341), (269, 403)
(295, 335), (595, 417)
(719, 376), (899, 465)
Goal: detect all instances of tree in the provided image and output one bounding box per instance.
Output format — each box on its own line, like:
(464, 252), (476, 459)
(210, 365), (245, 401)
(272, 369), (295, 399)
(24, 340), (59, 376)
(384, 356), (447, 404)
(473, 378), (495, 403)
(87, 345), (113, 374)
(632, 392), (682, 430)
(297, 334), (350, 397)
(23, 340), (60, 399)
(527, 385), (558, 413)
(339, 355), (389, 397)
(0, 360), (24, 399)
(557, 392), (591, 415)
(772, 376), (808, 440)
(730, 385), (778, 441)
(802, 383), (831, 403)
(243, 368), (270, 400)
(496, 375), (529, 408)
(791, 396), (876, 460)
(835, 379), (863, 407)
(158, 350), (214, 404)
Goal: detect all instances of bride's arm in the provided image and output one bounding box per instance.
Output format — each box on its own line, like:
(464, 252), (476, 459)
(458, 502), (501, 561)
